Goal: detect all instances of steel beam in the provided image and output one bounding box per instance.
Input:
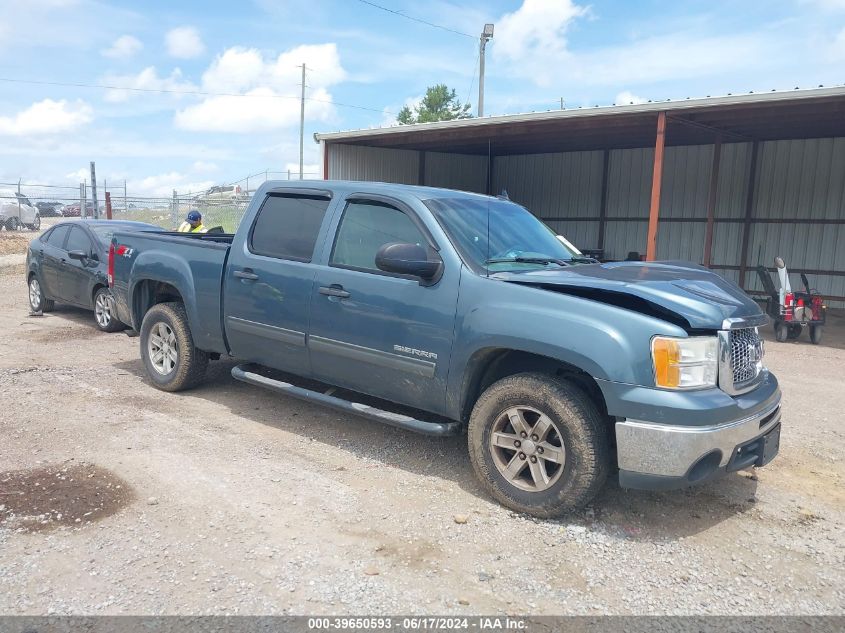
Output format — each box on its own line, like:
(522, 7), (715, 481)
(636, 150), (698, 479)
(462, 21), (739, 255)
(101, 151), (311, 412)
(703, 136), (722, 267)
(737, 141), (760, 289)
(645, 112), (666, 261)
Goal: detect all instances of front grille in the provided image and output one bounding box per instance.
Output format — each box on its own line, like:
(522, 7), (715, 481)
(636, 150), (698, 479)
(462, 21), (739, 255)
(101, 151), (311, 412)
(729, 327), (763, 386)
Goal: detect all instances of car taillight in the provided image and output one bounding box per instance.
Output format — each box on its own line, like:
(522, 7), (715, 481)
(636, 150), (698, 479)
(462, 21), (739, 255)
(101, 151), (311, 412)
(108, 243), (115, 287)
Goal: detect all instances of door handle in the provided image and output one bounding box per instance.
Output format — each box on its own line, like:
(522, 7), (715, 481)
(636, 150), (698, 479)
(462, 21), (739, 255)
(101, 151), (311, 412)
(319, 285), (350, 299)
(234, 269), (259, 281)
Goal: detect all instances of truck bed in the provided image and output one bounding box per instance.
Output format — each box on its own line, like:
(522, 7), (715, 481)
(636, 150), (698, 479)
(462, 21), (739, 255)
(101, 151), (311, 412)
(110, 230), (233, 355)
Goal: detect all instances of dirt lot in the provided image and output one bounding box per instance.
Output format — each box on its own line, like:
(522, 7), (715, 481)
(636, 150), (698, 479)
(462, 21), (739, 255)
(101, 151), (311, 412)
(0, 243), (843, 615)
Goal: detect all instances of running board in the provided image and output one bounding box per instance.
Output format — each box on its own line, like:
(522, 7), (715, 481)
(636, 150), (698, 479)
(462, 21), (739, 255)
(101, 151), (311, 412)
(231, 364), (461, 437)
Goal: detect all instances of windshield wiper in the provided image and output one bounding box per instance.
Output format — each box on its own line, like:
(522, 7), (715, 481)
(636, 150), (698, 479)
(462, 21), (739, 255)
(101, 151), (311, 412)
(485, 256), (570, 267)
(568, 256), (599, 264)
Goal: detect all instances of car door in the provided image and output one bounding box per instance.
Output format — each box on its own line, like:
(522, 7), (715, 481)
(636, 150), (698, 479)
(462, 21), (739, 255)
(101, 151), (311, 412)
(40, 224), (71, 299)
(223, 189), (336, 375)
(308, 195), (460, 415)
(63, 226), (97, 306)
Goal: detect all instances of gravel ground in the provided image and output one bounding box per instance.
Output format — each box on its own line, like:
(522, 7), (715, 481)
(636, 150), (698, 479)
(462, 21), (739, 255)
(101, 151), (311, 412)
(0, 262), (843, 616)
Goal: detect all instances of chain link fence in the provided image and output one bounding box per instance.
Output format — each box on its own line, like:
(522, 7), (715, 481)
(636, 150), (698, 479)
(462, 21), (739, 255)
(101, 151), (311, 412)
(2, 170), (321, 233)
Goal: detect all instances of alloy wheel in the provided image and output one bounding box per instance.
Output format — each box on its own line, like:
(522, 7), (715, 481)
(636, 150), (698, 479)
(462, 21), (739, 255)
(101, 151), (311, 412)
(148, 322), (178, 375)
(95, 292), (112, 328)
(489, 406), (566, 492)
(29, 278), (41, 310)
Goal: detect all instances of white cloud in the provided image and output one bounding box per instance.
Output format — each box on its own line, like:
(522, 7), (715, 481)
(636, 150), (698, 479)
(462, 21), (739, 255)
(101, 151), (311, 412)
(175, 43), (346, 133)
(102, 34), (142, 59)
(128, 171), (214, 197)
(615, 90), (647, 105)
(102, 67), (196, 102)
(283, 162), (322, 179)
(166, 26), (205, 59)
(64, 168), (90, 182)
(191, 160), (218, 173)
(832, 26), (845, 58)
(0, 99), (93, 136)
(495, 0), (589, 87)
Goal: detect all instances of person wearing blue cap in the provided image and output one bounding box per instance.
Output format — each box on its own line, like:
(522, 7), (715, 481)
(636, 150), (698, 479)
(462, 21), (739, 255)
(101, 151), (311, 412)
(178, 210), (207, 233)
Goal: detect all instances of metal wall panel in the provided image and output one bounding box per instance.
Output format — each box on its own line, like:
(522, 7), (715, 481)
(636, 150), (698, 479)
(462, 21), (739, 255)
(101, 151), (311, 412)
(715, 142), (752, 219)
(754, 137), (845, 220)
(328, 144), (418, 184)
(492, 150), (604, 219)
(606, 147), (652, 219)
(424, 152), (487, 193)
(659, 145), (713, 219)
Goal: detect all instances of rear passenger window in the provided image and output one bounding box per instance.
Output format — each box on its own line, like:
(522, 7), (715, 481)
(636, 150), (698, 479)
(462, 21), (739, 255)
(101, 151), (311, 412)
(331, 201), (425, 271)
(249, 194), (331, 261)
(66, 227), (93, 254)
(46, 225), (70, 247)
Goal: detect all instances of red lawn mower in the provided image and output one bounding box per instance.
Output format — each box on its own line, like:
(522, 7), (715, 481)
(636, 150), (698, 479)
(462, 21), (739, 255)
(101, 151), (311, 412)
(757, 257), (826, 344)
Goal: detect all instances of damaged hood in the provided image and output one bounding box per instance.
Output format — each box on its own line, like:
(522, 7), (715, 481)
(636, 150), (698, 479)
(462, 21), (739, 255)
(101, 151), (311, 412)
(492, 260), (764, 330)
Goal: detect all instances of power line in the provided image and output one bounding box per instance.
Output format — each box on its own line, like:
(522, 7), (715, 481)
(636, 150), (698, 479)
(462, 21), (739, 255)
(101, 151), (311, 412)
(0, 77), (392, 115)
(355, 0), (474, 39)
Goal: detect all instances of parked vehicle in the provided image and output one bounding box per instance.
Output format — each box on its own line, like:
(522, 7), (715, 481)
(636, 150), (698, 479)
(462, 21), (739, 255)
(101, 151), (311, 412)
(110, 181), (782, 517)
(36, 201), (65, 217)
(194, 184), (247, 204)
(1, 189), (40, 230)
(26, 220), (163, 332)
(63, 201), (96, 217)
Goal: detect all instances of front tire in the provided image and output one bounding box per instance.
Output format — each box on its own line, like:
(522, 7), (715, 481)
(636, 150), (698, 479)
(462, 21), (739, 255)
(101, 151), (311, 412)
(775, 321), (789, 342)
(468, 373), (609, 518)
(787, 323), (802, 339)
(140, 302), (208, 391)
(5, 217), (19, 231)
(93, 287), (123, 332)
(810, 325), (822, 345)
(26, 213), (41, 231)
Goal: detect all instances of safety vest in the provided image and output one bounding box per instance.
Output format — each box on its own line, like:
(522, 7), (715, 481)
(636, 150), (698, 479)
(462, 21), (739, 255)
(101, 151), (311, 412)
(178, 222), (207, 233)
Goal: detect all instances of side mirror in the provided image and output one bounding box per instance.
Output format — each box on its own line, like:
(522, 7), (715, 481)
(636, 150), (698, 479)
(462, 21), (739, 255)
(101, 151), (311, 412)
(375, 242), (441, 281)
(88, 252), (100, 263)
(67, 250), (87, 261)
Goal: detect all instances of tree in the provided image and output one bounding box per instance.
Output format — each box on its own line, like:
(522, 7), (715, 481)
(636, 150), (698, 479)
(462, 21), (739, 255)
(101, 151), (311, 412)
(396, 84), (472, 124)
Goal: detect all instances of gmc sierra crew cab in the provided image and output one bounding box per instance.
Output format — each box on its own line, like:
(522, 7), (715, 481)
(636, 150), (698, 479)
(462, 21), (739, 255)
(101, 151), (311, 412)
(109, 181), (782, 517)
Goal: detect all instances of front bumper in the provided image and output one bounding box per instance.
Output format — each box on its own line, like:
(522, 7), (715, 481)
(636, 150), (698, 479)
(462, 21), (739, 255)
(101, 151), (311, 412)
(615, 396), (781, 490)
(597, 371), (782, 491)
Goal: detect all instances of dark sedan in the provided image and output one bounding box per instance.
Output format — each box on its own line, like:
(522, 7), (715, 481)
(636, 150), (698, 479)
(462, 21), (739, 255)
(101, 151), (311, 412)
(26, 220), (163, 331)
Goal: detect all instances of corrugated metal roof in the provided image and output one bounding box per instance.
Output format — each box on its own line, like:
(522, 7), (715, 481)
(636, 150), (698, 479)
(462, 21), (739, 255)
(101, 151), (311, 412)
(315, 85), (845, 143)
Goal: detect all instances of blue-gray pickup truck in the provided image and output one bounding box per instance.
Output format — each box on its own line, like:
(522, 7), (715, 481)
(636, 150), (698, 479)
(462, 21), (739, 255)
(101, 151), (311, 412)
(109, 181), (782, 517)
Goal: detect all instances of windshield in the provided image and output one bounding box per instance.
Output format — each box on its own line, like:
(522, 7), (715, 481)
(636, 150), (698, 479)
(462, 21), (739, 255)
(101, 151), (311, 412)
(425, 197), (578, 272)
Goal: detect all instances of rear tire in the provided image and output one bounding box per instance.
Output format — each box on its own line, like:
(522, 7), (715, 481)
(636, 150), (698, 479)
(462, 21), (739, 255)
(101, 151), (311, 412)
(468, 372), (609, 518)
(93, 287), (123, 333)
(810, 325), (822, 345)
(787, 324), (802, 340)
(140, 302), (208, 391)
(775, 321), (789, 342)
(28, 274), (54, 312)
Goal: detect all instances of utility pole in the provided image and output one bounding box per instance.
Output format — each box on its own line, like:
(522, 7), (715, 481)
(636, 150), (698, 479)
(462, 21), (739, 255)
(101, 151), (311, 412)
(478, 24), (494, 117)
(90, 162), (99, 219)
(299, 63), (306, 180)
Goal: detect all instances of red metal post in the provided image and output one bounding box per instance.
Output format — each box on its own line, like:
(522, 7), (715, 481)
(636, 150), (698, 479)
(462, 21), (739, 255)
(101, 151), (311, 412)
(645, 111), (667, 261)
(105, 191), (112, 220)
(702, 136), (722, 267)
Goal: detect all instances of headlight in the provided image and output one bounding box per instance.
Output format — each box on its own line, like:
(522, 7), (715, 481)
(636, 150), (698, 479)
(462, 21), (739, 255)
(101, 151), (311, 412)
(651, 336), (718, 390)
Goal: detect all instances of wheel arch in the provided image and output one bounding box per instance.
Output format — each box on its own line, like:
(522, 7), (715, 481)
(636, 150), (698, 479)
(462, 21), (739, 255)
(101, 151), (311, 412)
(131, 279), (186, 330)
(458, 348), (609, 424)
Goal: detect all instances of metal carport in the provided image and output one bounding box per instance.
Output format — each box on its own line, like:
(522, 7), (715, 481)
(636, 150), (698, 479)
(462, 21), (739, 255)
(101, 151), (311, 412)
(315, 86), (845, 305)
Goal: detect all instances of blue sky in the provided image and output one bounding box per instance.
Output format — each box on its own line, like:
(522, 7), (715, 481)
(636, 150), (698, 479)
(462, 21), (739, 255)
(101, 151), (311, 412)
(1, 0), (844, 196)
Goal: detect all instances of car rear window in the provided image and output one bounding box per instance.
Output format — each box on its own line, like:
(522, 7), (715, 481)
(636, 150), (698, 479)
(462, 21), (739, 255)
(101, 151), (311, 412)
(249, 194), (331, 261)
(46, 225), (70, 247)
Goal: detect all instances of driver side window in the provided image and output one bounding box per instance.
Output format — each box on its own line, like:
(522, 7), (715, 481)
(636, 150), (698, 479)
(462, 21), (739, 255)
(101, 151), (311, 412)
(65, 227), (93, 255)
(331, 200), (425, 272)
